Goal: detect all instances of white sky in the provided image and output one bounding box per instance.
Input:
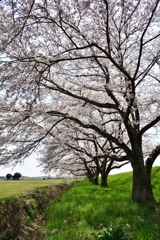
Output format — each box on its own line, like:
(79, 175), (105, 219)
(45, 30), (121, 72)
(0, 155), (45, 177)
(111, 156), (160, 174)
(0, 155), (159, 177)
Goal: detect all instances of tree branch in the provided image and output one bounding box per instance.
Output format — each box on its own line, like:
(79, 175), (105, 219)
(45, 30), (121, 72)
(146, 145), (160, 168)
(138, 116), (160, 136)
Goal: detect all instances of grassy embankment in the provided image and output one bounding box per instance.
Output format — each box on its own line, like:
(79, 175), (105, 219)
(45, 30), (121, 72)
(42, 167), (160, 240)
(0, 178), (75, 240)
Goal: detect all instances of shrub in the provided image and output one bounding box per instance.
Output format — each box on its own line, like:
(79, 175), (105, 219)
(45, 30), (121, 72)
(6, 173), (12, 180)
(91, 224), (132, 240)
(12, 172), (22, 180)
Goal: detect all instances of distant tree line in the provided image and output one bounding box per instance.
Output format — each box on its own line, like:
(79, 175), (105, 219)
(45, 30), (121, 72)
(0, 176), (5, 180)
(6, 172), (22, 180)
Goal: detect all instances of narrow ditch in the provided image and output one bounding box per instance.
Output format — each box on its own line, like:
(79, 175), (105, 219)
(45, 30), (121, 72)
(0, 182), (76, 240)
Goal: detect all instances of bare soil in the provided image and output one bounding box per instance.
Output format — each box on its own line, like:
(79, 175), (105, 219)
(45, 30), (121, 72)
(16, 217), (45, 240)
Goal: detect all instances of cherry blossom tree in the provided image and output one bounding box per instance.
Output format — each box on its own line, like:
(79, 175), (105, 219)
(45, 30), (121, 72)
(37, 125), (129, 186)
(0, 0), (160, 202)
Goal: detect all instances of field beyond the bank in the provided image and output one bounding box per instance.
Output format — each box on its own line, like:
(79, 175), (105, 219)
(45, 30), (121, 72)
(43, 167), (160, 240)
(0, 178), (73, 199)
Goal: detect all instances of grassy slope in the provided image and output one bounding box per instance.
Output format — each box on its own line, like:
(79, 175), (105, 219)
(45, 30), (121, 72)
(0, 179), (72, 199)
(43, 167), (160, 240)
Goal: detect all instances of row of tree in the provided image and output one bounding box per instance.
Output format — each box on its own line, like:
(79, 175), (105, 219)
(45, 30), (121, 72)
(6, 172), (22, 180)
(37, 125), (130, 186)
(0, 0), (159, 202)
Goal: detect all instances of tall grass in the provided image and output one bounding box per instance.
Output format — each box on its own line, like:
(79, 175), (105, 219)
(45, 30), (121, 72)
(43, 167), (160, 240)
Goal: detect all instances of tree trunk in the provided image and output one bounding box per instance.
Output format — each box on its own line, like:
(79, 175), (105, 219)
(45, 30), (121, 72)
(88, 172), (99, 185)
(101, 173), (108, 187)
(93, 171), (99, 185)
(132, 162), (155, 202)
(129, 131), (155, 202)
(94, 176), (99, 185)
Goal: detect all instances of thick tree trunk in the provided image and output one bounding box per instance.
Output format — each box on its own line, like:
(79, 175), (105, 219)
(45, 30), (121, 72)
(89, 169), (99, 185)
(88, 175), (99, 185)
(100, 173), (108, 187)
(100, 158), (113, 187)
(132, 166), (155, 202)
(94, 176), (99, 185)
(129, 130), (155, 202)
(88, 172), (99, 185)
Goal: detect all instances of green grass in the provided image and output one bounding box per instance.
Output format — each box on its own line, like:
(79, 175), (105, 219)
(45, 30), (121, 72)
(0, 178), (72, 199)
(43, 167), (160, 240)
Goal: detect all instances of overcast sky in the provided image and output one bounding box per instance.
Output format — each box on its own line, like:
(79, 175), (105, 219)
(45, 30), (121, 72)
(0, 155), (44, 177)
(0, 155), (159, 177)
